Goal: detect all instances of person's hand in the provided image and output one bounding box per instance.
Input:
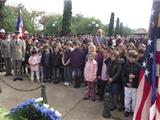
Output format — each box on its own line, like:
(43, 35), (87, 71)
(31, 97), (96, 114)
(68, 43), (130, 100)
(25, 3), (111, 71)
(22, 58), (25, 61)
(108, 78), (113, 83)
(98, 76), (101, 79)
(129, 79), (133, 83)
(127, 83), (132, 88)
(129, 74), (135, 79)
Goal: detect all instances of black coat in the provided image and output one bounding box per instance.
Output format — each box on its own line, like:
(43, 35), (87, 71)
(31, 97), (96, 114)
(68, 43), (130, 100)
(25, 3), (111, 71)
(41, 51), (52, 67)
(108, 60), (121, 84)
(51, 52), (62, 67)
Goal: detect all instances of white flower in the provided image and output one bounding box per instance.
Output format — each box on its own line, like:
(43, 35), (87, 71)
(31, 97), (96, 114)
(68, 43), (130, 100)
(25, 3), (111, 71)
(43, 103), (49, 109)
(55, 111), (61, 117)
(50, 108), (55, 112)
(35, 97), (43, 102)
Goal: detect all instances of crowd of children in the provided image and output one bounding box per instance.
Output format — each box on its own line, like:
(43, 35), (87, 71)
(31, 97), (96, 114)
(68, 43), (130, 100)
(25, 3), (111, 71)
(24, 36), (145, 117)
(0, 29), (147, 117)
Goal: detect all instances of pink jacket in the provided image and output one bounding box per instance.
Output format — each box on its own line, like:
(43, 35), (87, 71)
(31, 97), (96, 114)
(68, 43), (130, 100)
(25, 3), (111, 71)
(84, 60), (97, 82)
(28, 54), (41, 71)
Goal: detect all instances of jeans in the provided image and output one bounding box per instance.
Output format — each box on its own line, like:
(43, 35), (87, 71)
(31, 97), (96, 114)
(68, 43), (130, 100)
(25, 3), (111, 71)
(64, 66), (71, 83)
(72, 68), (81, 77)
(43, 65), (50, 80)
(52, 67), (60, 81)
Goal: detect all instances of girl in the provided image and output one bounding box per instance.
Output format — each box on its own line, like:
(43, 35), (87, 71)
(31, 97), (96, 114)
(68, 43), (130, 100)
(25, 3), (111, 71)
(84, 52), (97, 101)
(98, 48), (111, 101)
(28, 50), (40, 83)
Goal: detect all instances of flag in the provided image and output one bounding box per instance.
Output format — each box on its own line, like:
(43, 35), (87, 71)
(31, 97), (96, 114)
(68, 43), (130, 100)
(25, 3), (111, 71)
(158, 13), (160, 27)
(133, 0), (160, 120)
(16, 7), (24, 37)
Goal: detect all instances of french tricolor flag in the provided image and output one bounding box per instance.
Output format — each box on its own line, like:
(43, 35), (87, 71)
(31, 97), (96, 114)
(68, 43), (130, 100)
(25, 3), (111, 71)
(16, 8), (24, 37)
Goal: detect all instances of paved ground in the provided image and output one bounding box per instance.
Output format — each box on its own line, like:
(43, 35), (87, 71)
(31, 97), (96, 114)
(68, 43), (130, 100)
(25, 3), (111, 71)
(0, 73), (132, 120)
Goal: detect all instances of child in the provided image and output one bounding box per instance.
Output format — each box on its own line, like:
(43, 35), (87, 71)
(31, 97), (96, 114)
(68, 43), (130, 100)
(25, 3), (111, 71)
(84, 53), (97, 101)
(98, 48), (111, 101)
(96, 45), (104, 96)
(117, 44), (127, 111)
(51, 47), (62, 83)
(28, 50), (40, 83)
(41, 45), (52, 83)
(107, 51), (121, 110)
(62, 42), (72, 86)
(70, 41), (84, 88)
(137, 48), (145, 66)
(85, 43), (96, 62)
(122, 50), (141, 117)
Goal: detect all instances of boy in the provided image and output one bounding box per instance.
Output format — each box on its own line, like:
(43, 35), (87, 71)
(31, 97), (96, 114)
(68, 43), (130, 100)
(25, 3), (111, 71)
(70, 41), (84, 88)
(41, 45), (52, 83)
(51, 47), (62, 83)
(122, 50), (141, 117)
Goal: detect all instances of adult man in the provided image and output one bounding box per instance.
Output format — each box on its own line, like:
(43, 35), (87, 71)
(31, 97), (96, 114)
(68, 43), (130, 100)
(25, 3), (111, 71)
(11, 32), (26, 81)
(93, 29), (108, 48)
(0, 29), (5, 72)
(1, 32), (12, 76)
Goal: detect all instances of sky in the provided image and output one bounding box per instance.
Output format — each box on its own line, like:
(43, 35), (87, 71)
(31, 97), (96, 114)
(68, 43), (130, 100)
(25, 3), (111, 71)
(6, 0), (153, 29)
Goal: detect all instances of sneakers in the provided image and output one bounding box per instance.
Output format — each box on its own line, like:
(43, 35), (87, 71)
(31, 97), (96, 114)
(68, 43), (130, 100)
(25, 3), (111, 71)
(64, 82), (70, 86)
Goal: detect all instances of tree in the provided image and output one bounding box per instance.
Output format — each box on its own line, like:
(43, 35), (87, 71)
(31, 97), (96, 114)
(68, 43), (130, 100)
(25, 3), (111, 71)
(41, 15), (62, 36)
(0, 0), (7, 29)
(3, 5), (36, 35)
(62, 0), (72, 36)
(119, 22), (123, 36)
(115, 17), (120, 37)
(123, 26), (135, 35)
(108, 12), (115, 37)
(70, 14), (107, 35)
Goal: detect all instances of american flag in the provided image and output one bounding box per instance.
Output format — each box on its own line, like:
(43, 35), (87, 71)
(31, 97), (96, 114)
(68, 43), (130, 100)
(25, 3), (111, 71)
(133, 0), (160, 120)
(16, 5), (24, 37)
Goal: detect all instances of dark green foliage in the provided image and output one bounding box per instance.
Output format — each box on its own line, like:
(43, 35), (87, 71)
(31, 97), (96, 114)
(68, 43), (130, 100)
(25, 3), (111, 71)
(115, 17), (120, 37)
(0, 0), (6, 29)
(119, 22), (123, 36)
(108, 12), (115, 37)
(2, 6), (36, 35)
(62, 0), (72, 36)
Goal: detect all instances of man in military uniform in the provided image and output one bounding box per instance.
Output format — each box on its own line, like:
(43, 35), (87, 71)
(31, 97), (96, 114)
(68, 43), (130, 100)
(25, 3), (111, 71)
(1, 32), (12, 76)
(0, 29), (5, 72)
(11, 32), (26, 81)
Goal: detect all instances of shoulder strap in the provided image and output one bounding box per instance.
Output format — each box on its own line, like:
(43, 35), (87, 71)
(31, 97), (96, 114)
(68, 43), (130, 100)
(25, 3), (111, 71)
(96, 36), (101, 45)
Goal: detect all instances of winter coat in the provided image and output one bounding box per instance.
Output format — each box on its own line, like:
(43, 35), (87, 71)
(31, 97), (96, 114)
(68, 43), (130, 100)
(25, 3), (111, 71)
(84, 60), (97, 82)
(28, 54), (41, 71)
(108, 60), (121, 84)
(122, 62), (141, 88)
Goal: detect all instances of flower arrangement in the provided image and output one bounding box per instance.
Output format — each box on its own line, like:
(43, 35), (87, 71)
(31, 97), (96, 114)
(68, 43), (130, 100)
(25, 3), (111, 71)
(9, 97), (61, 120)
